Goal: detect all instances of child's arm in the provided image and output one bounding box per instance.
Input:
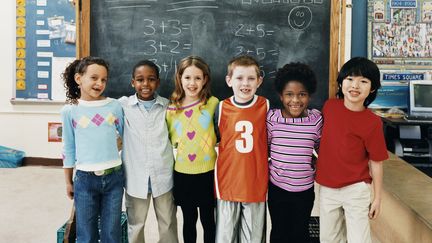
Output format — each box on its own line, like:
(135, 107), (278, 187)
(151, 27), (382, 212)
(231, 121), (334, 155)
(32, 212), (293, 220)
(60, 106), (76, 199)
(64, 168), (74, 200)
(369, 160), (383, 219)
(214, 101), (222, 142)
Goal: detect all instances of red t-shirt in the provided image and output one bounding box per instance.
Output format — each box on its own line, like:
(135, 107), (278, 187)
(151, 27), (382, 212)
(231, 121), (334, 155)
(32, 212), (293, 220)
(215, 96), (269, 202)
(316, 99), (388, 188)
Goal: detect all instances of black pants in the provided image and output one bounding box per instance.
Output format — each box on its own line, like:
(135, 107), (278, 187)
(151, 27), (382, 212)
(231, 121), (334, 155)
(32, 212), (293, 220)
(268, 182), (315, 243)
(181, 203), (216, 243)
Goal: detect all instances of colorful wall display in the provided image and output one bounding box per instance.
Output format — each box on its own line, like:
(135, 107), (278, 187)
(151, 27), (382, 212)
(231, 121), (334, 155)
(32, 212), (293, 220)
(15, 0), (75, 101)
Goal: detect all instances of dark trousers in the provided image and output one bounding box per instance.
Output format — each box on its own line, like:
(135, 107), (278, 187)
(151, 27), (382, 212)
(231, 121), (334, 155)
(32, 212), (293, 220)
(268, 182), (315, 243)
(181, 203), (216, 243)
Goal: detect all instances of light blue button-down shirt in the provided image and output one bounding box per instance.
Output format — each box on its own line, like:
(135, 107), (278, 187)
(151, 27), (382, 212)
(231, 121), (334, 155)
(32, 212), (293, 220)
(119, 94), (174, 199)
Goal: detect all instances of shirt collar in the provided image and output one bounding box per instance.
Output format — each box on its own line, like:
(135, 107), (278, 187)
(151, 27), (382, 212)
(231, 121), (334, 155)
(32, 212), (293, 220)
(78, 97), (112, 107)
(128, 93), (164, 107)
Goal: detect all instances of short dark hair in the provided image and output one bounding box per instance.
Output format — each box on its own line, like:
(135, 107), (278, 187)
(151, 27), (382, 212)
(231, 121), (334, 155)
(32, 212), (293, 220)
(336, 57), (381, 107)
(131, 60), (160, 79)
(274, 62), (317, 95)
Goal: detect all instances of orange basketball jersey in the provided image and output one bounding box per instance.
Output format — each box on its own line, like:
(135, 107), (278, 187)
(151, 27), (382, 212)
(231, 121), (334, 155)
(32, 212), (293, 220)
(215, 95), (269, 202)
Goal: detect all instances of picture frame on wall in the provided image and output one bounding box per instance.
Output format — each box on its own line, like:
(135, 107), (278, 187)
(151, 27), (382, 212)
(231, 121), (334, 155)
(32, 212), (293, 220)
(48, 122), (62, 142)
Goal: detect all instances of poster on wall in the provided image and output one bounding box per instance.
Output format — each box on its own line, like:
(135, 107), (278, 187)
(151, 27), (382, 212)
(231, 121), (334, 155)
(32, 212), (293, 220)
(48, 122), (62, 142)
(15, 0), (75, 102)
(369, 69), (432, 109)
(367, 0), (432, 69)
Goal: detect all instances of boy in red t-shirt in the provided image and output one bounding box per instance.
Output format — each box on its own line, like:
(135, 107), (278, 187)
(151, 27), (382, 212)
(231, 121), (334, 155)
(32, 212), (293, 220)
(316, 57), (388, 243)
(215, 55), (269, 243)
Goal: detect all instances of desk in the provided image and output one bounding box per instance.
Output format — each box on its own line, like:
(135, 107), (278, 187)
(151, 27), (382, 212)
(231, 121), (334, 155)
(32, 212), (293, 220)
(370, 153), (432, 242)
(381, 117), (432, 161)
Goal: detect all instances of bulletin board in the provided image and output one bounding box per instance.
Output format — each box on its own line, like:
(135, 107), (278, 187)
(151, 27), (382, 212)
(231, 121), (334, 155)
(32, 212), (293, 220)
(367, 0), (432, 109)
(367, 0), (432, 69)
(14, 0), (76, 102)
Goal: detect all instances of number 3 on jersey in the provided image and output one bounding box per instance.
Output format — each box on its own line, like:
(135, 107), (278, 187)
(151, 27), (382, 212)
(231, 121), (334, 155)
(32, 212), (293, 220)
(235, 121), (253, 153)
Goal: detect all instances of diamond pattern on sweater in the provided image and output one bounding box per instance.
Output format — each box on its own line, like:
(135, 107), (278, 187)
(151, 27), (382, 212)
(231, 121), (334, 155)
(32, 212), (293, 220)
(77, 116), (91, 128)
(91, 114), (105, 126)
(105, 113), (116, 125)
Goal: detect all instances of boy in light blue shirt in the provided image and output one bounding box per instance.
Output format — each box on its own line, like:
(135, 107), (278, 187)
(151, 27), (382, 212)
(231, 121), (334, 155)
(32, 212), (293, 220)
(118, 60), (178, 243)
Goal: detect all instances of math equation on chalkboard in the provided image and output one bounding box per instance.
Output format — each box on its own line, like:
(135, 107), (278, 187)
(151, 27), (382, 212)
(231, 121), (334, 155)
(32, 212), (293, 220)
(89, 0), (330, 109)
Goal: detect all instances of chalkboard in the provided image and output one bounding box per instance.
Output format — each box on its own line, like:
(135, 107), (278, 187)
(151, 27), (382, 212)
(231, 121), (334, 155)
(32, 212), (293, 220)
(80, 0), (340, 109)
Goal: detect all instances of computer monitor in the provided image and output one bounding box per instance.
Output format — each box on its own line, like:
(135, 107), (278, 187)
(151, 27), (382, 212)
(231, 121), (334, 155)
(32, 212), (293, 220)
(409, 80), (432, 114)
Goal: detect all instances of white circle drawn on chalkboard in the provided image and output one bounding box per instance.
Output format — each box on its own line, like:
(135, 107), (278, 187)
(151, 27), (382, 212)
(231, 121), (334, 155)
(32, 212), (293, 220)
(288, 6), (312, 31)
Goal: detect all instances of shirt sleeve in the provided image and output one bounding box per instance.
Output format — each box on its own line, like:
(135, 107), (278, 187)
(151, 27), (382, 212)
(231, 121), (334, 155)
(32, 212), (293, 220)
(61, 106), (76, 168)
(365, 118), (389, 162)
(314, 113), (324, 152)
(115, 102), (124, 138)
(266, 110), (273, 146)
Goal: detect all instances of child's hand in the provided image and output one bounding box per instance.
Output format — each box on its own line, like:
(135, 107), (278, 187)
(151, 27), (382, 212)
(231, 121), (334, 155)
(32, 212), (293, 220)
(117, 136), (122, 151)
(66, 183), (74, 200)
(368, 198), (381, 219)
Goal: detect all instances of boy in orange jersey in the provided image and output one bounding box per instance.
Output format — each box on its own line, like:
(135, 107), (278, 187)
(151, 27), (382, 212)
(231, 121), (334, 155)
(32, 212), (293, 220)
(215, 55), (269, 243)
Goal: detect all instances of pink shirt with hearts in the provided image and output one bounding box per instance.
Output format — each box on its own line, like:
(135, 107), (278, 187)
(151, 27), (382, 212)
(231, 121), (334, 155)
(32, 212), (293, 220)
(166, 96), (219, 174)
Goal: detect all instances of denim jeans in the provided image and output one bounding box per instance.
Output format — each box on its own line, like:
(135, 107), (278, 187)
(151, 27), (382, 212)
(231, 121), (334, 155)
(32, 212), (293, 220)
(74, 168), (124, 243)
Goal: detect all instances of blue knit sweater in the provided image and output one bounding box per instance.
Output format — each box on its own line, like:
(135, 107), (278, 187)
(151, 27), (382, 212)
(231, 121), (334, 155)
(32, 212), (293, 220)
(61, 98), (124, 171)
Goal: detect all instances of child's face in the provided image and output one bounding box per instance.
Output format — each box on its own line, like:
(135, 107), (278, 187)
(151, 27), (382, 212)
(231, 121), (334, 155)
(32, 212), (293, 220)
(181, 65), (206, 102)
(75, 64), (107, 101)
(279, 81), (310, 118)
(132, 65), (160, 101)
(226, 66), (262, 103)
(341, 75), (373, 110)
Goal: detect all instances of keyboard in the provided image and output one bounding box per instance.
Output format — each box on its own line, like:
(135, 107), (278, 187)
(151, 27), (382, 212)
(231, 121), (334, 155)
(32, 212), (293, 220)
(405, 115), (432, 121)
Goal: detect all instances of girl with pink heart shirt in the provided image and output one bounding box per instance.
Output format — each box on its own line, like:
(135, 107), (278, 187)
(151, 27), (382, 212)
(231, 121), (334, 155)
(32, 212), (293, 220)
(166, 56), (219, 243)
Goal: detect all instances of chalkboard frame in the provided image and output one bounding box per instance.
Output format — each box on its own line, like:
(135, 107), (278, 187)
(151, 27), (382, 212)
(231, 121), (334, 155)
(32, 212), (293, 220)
(76, 0), (345, 102)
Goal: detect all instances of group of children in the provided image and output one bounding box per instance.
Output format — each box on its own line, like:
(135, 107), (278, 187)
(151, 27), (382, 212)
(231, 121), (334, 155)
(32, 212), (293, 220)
(61, 54), (388, 243)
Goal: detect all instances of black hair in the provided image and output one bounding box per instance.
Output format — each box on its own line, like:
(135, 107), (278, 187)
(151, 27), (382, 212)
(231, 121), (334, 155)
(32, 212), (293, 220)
(274, 62), (317, 95)
(131, 60), (160, 79)
(336, 57), (381, 107)
(62, 56), (109, 104)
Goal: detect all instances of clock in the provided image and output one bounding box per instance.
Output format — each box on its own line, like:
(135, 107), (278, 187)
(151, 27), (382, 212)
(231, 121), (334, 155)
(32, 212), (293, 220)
(16, 27), (25, 37)
(16, 59), (26, 69)
(16, 17), (26, 27)
(16, 80), (26, 90)
(16, 38), (26, 48)
(16, 69), (26, 79)
(16, 48), (26, 58)
(16, 7), (25, 17)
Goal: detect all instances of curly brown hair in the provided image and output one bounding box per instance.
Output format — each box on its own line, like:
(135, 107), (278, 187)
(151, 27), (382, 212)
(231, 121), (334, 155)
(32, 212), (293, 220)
(62, 56), (109, 104)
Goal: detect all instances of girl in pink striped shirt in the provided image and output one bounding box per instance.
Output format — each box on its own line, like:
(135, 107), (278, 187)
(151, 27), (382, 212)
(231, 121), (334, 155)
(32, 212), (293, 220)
(266, 62), (323, 243)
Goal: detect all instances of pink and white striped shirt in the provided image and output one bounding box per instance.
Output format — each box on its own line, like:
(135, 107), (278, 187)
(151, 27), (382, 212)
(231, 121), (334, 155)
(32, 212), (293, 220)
(266, 108), (323, 192)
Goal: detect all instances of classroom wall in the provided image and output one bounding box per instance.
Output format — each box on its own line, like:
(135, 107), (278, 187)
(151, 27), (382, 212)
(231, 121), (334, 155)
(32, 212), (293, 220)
(0, 1), (63, 159)
(0, 1), (354, 160)
(352, 0), (368, 58)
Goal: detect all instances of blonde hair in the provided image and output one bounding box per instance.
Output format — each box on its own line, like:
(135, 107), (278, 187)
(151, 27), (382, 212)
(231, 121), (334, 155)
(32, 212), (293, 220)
(170, 56), (212, 110)
(227, 55), (261, 78)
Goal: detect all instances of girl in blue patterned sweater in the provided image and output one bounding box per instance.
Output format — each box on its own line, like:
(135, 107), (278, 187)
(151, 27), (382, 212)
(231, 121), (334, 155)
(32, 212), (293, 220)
(61, 56), (124, 243)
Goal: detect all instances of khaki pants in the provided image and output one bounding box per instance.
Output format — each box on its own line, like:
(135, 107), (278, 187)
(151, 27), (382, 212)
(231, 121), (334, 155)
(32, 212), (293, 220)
(319, 182), (372, 243)
(125, 191), (178, 243)
(215, 199), (265, 243)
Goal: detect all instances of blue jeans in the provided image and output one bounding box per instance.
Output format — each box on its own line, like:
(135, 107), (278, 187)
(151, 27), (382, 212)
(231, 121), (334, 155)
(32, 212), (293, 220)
(74, 168), (124, 243)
